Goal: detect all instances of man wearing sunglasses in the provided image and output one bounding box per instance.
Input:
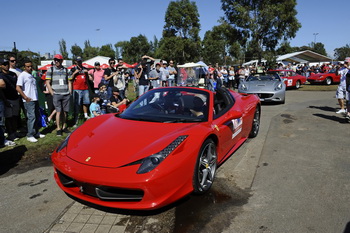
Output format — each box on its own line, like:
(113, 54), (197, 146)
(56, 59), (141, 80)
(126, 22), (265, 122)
(45, 54), (72, 136)
(8, 56), (22, 77)
(103, 58), (118, 99)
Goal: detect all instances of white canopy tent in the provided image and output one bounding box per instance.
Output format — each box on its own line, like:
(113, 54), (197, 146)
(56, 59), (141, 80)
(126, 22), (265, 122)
(177, 62), (208, 87)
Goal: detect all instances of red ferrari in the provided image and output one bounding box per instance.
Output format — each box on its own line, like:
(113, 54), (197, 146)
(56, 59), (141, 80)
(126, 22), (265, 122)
(52, 87), (260, 210)
(307, 69), (340, 85)
(268, 70), (307, 89)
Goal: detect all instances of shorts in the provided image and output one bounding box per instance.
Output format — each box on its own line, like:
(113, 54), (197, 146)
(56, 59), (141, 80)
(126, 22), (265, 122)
(4, 99), (20, 118)
(53, 94), (71, 112)
(73, 89), (90, 106)
(336, 85), (346, 99)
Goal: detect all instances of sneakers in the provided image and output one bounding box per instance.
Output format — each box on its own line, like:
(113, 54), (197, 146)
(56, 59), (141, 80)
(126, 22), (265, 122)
(62, 128), (70, 134)
(27, 137), (38, 143)
(57, 130), (63, 136)
(35, 134), (46, 139)
(4, 140), (16, 146)
(336, 109), (346, 114)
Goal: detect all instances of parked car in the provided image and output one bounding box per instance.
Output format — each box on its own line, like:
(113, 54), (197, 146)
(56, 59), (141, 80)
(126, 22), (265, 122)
(307, 69), (340, 85)
(52, 87), (261, 210)
(238, 73), (286, 104)
(268, 70), (307, 89)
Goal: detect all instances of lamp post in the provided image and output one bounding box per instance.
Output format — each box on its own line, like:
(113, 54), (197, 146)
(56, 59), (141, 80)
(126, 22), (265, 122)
(313, 33), (319, 46)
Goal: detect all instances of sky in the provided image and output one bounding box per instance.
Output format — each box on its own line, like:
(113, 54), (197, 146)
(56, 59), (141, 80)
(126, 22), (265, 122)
(1, 0), (349, 59)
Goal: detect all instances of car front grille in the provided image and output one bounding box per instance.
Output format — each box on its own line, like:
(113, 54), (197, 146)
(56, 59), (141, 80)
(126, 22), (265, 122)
(257, 93), (274, 98)
(56, 169), (144, 202)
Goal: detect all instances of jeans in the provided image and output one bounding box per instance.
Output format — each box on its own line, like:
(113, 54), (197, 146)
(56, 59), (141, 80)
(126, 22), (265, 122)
(168, 78), (175, 87)
(24, 101), (40, 137)
(138, 85), (149, 97)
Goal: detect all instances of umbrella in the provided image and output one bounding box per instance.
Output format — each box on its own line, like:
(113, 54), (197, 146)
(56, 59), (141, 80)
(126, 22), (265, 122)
(82, 63), (94, 69)
(38, 64), (52, 70)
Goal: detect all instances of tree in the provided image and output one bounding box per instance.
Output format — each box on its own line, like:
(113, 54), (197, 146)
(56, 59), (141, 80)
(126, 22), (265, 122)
(157, 0), (201, 64)
(70, 44), (83, 60)
(99, 44), (115, 58)
(122, 35), (151, 63)
(59, 39), (69, 59)
(83, 40), (99, 60)
(221, 0), (301, 62)
(276, 41), (297, 55)
(334, 44), (350, 60)
(310, 42), (327, 56)
(149, 35), (159, 57)
(114, 41), (128, 59)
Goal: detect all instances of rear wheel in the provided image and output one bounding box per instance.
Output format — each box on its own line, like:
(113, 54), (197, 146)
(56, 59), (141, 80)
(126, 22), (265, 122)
(295, 80), (301, 89)
(249, 106), (260, 138)
(325, 77), (332, 85)
(193, 139), (217, 194)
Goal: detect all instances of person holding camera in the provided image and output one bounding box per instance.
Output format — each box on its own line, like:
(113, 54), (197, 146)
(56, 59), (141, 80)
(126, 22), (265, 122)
(134, 55), (154, 97)
(70, 57), (90, 126)
(103, 58), (118, 99)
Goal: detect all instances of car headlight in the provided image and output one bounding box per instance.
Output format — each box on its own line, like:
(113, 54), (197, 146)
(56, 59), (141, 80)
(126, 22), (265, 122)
(241, 84), (248, 91)
(137, 135), (188, 174)
(275, 83), (283, 90)
(56, 134), (71, 153)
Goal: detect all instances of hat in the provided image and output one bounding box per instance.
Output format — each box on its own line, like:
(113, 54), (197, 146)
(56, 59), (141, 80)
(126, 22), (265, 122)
(54, 54), (63, 60)
(162, 60), (167, 64)
(112, 87), (120, 92)
(94, 61), (100, 66)
(156, 63), (161, 66)
(0, 58), (9, 65)
(76, 56), (82, 62)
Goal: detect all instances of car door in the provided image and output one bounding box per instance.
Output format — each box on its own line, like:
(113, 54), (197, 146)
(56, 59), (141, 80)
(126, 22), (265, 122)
(211, 89), (242, 160)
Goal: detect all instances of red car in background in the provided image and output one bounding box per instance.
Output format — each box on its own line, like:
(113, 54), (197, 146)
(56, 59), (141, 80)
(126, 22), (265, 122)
(268, 70), (307, 89)
(307, 69), (340, 85)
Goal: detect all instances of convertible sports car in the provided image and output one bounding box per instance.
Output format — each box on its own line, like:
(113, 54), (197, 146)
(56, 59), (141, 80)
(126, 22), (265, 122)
(238, 73), (286, 104)
(307, 69), (340, 85)
(268, 70), (307, 89)
(52, 87), (260, 210)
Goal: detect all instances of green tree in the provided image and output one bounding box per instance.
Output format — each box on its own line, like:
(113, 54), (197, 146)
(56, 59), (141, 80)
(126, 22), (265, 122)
(114, 41), (128, 59)
(276, 41), (297, 55)
(16, 50), (41, 69)
(334, 44), (350, 60)
(70, 44), (83, 60)
(99, 44), (115, 58)
(149, 35), (159, 57)
(83, 40), (99, 60)
(310, 42), (327, 56)
(157, 0), (201, 64)
(221, 0), (301, 62)
(59, 39), (69, 59)
(122, 35), (151, 63)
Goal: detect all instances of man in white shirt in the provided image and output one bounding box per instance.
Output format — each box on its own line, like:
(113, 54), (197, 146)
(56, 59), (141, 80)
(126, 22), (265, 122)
(16, 60), (45, 143)
(335, 60), (350, 114)
(8, 56), (22, 77)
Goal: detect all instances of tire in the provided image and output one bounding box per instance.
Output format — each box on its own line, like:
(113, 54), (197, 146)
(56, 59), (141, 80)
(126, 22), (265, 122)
(193, 138), (217, 194)
(249, 105), (261, 138)
(295, 80), (301, 89)
(325, 77), (332, 85)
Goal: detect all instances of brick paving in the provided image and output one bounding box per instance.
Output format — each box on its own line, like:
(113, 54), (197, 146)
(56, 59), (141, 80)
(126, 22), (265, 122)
(48, 202), (129, 233)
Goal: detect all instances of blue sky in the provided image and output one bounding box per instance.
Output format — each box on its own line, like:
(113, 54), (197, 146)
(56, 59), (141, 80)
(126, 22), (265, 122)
(1, 0), (349, 59)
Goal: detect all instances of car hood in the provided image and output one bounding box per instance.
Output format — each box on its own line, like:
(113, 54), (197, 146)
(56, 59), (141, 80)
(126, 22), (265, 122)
(243, 81), (280, 91)
(65, 114), (198, 168)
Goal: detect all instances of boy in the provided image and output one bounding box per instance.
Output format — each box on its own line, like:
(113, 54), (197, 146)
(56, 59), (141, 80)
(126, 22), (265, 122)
(89, 94), (101, 118)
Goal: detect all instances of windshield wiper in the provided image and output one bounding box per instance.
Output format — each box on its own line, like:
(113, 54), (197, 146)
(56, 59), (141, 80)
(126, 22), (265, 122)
(163, 118), (203, 123)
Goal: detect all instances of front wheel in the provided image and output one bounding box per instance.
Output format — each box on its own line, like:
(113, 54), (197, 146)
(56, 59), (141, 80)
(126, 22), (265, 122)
(249, 105), (260, 138)
(193, 139), (217, 194)
(325, 77), (332, 85)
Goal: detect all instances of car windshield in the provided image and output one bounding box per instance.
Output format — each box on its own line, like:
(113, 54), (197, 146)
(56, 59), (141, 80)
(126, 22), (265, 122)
(119, 88), (209, 123)
(246, 74), (281, 82)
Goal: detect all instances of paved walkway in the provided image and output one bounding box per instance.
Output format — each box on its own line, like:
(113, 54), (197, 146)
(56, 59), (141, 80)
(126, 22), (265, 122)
(48, 202), (128, 233)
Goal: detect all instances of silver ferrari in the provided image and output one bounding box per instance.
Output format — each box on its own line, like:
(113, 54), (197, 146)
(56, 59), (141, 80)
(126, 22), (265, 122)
(238, 73), (286, 104)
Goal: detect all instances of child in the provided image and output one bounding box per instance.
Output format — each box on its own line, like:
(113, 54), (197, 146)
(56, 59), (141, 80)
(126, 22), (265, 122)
(89, 94), (102, 118)
(97, 83), (109, 114)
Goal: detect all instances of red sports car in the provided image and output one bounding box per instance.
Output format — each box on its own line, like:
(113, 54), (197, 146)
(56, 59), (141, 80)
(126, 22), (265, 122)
(52, 87), (260, 210)
(268, 70), (307, 89)
(307, 69), (340, 85)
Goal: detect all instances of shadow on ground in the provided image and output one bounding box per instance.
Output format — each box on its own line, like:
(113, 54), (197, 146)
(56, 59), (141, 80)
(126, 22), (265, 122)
(0, 145), (27, 175)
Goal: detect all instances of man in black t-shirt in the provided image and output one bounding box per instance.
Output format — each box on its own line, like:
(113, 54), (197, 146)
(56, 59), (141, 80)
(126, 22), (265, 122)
(134, 55), (154, 97)
(107, 87), (128, 113)
(103, 58), (118, 99)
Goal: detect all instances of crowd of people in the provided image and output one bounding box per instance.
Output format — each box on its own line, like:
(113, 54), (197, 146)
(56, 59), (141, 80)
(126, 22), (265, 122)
(1, 54), (350, 148)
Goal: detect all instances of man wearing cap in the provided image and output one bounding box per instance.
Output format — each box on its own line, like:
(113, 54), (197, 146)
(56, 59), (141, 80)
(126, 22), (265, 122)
(335, 59), (350, 114)
(70, 57), (90, 125)
(107, 87), (128, 113)
(159, 60), (169, 87)
(46, 54), (72, 136)
(0, 58), (20, 144)
(16, 60), (45, 143)
(88, 61), (105, 93)
(167, 60), (177, 87)
(149, 63), (161, 89)
(0, 58), (11, 147)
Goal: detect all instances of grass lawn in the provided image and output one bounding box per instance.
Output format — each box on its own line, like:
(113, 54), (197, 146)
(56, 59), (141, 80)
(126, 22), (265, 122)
(298, 83), (338, 91)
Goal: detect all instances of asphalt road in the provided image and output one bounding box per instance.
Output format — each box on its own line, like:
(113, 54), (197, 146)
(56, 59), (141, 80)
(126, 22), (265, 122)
(0, 90), (349, 233)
